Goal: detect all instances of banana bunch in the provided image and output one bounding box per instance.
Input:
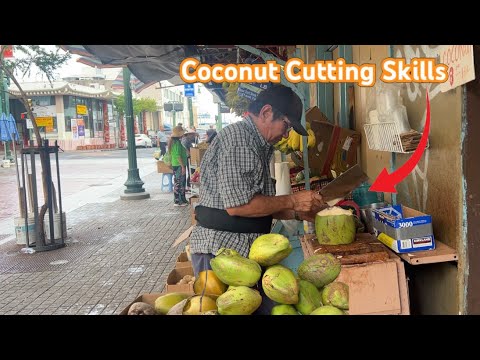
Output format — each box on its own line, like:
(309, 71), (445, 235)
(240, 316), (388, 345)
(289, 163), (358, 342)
(274, 136), (290, 153)
(274, 123), (316, 153)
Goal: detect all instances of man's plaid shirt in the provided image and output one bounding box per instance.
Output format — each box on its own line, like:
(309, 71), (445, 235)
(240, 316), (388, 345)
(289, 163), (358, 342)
(189, 115), (276, 258)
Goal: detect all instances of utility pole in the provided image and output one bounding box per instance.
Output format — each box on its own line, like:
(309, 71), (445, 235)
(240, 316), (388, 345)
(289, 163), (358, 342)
(172, 109), (176, 127)
(216, 103), (222, 132)
(188, 97), (194, 128)
(120, 68), (150, 200)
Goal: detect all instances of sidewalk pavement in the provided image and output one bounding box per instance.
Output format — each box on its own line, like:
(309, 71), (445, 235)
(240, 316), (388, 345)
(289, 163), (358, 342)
(0, 172), (192, 315)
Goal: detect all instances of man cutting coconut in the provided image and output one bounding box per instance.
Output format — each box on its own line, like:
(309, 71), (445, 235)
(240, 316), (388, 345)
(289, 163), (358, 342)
(189, 85), (326, 314)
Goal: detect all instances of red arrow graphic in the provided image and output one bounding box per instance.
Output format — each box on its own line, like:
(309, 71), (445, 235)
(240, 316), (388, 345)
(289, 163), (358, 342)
(369, 90), (431, 193)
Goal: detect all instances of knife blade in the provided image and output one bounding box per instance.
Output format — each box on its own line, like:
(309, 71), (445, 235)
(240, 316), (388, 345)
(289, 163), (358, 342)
(319, 164), (369, 206)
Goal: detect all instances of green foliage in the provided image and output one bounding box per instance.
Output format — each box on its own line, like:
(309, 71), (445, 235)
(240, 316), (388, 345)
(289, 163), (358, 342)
(136, 97), (157, 114)
(114, 95), (126, 116)
(222, 82), (250, 117)
(1, 45), (71, 84)
(114, 95), (158, 116)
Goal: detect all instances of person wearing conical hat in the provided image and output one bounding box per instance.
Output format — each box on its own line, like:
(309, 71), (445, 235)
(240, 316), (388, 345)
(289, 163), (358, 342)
(168, 125), (189, 207)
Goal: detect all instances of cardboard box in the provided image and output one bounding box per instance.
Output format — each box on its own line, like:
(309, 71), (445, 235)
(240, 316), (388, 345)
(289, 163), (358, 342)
(119, 291), (194, 315)
(336, 257), (410, 315)
(190, 147), (207, 167)
(373, 205), (435, 253)
(157, 160), (173, 174)
(176, 252), (192, 269)
(306, 106), (360, 178)
(166, 267), (195, 293)
(190, 196), (199, 225)
(299, 234), (409, 315)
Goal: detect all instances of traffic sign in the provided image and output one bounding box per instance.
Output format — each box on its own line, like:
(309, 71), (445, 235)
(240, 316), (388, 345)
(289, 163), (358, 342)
(184, 84), (195, 97)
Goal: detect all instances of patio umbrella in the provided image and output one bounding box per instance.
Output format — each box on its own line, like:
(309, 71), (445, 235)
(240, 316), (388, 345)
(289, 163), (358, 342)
(0, 113), (9, 142)
(0, 113), (19, 142)
(7, 114), (19, 142)
(59, 45), (193, 85)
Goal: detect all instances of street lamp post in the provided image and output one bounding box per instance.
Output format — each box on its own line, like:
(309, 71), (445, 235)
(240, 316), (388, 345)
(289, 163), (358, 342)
(188, 97), (194, 128)
(120, 68), (150, 200)
(216, 103), (222, 132)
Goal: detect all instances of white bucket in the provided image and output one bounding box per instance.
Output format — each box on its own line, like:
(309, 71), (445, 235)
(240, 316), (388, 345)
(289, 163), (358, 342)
(44, 212), (67, 241)
(14, 215), (37, 245)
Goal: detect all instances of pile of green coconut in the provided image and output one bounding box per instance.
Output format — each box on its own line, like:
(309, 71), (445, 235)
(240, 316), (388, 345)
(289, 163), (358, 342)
(129, 206), (353, 315)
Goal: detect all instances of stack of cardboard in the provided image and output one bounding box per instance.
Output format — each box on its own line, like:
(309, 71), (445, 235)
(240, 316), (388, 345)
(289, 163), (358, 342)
(306, 107), (361, 178)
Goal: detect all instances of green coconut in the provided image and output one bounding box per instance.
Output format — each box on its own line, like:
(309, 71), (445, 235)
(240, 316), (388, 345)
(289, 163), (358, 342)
(210, 248), (262, 287)
(295, 280), (323, 315)
(262, 265), (299, 305)
(322, 282), (349, 310)
(249, 234), (293, 267)
(271, 304), (299, 315)
(297, 253), (341, 288)
(315, 206), (356, 245)
(310, 305), (345, 315)
(216, 286), (262, 315)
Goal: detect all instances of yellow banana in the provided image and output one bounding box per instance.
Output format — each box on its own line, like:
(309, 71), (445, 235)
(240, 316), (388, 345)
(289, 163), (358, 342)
(274, 137), (288, 149)
(307, 129), (316, 148)
(290, 130), (301, 151)
(279, 142), (289, 153)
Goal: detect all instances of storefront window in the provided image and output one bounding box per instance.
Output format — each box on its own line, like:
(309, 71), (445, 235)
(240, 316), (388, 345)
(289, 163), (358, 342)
(92, 99), (104, 138)
(64, 95), (90, 133)
(32, 96), (57, 134)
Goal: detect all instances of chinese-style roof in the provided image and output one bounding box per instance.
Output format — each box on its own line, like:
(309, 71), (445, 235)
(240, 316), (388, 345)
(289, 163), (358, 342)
(9, 81), (116, 99)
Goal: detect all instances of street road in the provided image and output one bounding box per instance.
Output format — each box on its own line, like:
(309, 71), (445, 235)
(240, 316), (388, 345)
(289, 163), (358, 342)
(0, 148), (159, 237)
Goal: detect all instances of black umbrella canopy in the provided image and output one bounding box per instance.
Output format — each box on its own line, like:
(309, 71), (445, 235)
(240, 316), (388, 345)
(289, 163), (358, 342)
(60, 45), (197, 84)
(61, 45), (291, 83)
(60, 45), (292, 103)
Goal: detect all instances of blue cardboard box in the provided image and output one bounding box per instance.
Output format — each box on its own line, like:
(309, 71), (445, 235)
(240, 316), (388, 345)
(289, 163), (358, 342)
(373, 205), (435, 253)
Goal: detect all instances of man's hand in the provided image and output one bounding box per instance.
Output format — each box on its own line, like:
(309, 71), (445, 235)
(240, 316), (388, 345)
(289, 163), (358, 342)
(296, 205), (329, 223)
(290, 190), (325, 213)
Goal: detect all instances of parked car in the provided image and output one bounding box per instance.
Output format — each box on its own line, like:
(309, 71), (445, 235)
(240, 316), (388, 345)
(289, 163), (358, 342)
(135, 134), (153, 148)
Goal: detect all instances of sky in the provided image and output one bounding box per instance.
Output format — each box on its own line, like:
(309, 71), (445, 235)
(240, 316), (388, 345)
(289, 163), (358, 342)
(13, 45), (92, 82)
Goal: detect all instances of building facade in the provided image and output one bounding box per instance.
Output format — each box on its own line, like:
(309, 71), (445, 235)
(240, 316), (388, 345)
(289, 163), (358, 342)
(9, 81), (117, 150)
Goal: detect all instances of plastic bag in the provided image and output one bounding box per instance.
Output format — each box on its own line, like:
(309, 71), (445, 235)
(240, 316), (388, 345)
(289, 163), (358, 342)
(163, 152), (172, 168)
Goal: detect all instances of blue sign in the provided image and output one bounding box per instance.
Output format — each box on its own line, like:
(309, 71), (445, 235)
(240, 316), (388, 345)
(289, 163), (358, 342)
(184, 84), (195, 97)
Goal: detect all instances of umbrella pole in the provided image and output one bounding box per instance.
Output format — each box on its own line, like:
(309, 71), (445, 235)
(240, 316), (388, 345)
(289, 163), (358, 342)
(12, 138), (25, 218)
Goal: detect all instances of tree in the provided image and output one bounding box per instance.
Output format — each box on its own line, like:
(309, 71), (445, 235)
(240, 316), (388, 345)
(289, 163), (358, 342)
(0, 45), (70, 244)
(114, 95), (158, 133)
(114, 94), (157, 116)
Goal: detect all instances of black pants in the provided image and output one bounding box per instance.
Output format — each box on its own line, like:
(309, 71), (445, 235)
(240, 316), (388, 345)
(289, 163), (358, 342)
(191, 253), (276, 315)
(159, 142), (167, 156)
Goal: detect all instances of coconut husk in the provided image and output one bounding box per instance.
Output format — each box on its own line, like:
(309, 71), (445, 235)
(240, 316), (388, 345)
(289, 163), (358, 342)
(166, 294), (219, 315)
(167, 298), (190, 315)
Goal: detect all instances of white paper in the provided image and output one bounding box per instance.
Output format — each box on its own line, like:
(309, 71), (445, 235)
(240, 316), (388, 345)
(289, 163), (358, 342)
(275, 162), (291, 196)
